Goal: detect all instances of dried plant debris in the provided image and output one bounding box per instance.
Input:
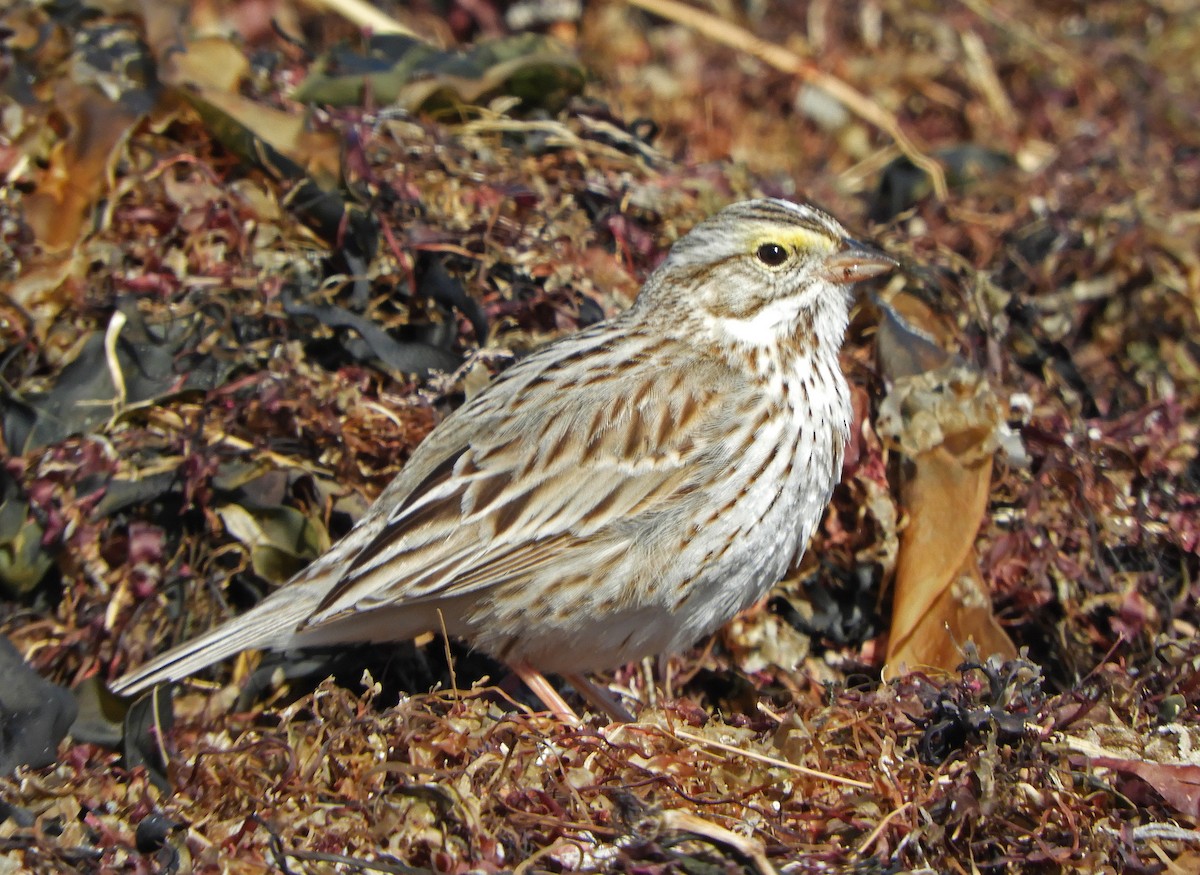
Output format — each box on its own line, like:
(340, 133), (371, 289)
(874, 297), (1018, 677)
(0, 0), (1199, 870)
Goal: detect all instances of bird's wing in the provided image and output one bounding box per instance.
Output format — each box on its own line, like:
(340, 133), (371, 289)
(303, 334), (746, 627)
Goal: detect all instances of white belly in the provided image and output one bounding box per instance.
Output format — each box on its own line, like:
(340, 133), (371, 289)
(463, 372), (849, 675)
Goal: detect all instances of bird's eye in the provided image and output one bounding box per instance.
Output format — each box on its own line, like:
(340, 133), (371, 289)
(755, 242), (788, 266)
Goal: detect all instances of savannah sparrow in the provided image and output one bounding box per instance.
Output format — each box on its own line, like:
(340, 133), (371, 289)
(111, 198), (895, 719)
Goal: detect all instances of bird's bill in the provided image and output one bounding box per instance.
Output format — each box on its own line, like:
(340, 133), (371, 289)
(818, 240), (897, 285)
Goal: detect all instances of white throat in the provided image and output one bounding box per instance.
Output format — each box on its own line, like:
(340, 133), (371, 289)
(709, 297), (808, 347)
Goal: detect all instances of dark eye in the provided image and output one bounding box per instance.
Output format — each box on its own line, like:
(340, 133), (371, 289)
(755, 242), (788, 266)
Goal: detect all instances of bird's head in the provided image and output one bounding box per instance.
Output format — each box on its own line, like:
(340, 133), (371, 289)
(637, 198), (895, 352)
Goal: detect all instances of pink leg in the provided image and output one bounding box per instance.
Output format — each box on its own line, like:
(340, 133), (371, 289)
(511, 662), (580, 724)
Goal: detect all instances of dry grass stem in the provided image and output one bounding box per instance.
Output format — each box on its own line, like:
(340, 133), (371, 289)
(622, 0), (949, 197)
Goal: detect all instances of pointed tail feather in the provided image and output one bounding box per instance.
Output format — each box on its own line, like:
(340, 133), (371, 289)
(110, 580), (326, 696)
(109, 523), (384, 696)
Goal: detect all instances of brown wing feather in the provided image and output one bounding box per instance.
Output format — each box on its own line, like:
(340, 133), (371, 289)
(302, 345), (738, 628)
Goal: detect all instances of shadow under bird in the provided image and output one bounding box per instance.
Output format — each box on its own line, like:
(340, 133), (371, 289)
(111, 198), (896, 721)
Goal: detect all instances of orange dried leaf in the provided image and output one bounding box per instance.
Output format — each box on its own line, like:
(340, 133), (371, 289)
(23, 82), (139, 253)
(876, 300), (1016, 677)
(883, 445), (1015, 676)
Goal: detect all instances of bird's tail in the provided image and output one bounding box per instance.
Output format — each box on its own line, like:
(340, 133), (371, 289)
(110, 577), (326, 697)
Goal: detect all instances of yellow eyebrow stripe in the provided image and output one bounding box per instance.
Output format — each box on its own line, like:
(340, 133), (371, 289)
(751, 227), (838, 255)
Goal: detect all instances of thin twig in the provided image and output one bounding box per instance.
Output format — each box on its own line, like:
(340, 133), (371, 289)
(298, 0), (416, 35)
(150, 684), (171, 775)
(956, 0), (1083, 72)
(660, 809), (780, 875)
(854, 801), (912, 857)
(283, 847), (433, 874)
(671, 727), (874, 789)
(103, 309), (128, 413)
(437, 607), (460, 707)
(623, 0), (948, 198)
